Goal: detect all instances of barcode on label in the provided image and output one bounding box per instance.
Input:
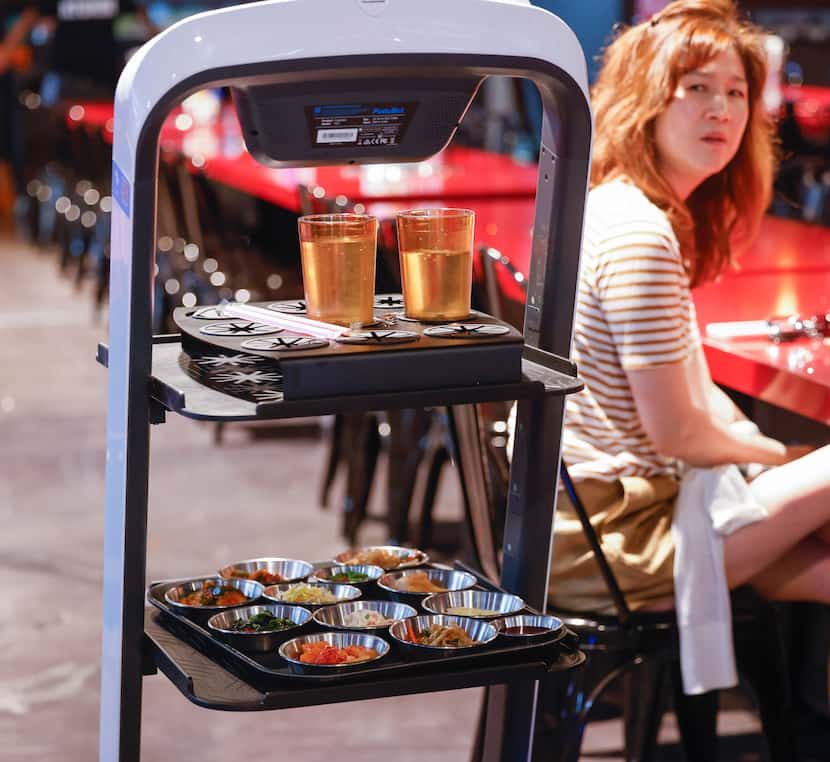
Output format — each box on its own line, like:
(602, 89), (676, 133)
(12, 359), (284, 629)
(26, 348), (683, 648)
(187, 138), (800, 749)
(317, 128), (358, 144)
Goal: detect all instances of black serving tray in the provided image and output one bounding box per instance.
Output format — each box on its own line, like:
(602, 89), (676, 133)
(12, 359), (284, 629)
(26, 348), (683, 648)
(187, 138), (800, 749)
(96, 338), (582, 422)
(146, 563), (575, 699)
(173, 303), (524, 400)
(143, 609), (585, 711)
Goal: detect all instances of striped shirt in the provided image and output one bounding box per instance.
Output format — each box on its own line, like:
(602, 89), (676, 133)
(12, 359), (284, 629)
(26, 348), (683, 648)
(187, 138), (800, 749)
(563, 179), (701, 481)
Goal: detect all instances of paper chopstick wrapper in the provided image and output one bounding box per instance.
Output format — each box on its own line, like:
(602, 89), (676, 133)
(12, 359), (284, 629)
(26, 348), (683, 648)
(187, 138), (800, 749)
(222, 303), (348, 339)
(705, 320), (770, 340)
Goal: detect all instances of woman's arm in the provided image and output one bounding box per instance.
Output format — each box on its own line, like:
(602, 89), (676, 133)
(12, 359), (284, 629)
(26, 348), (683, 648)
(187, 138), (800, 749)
(687, 344), (748, 424)
(627, 358), (787, 466)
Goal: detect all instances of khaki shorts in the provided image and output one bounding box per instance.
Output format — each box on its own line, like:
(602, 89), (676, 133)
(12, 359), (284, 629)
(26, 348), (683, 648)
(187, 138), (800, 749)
(549, 474), (679, 614)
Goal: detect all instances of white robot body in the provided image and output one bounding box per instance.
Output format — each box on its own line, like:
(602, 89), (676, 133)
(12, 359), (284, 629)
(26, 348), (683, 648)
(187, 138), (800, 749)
(113, 0), (588, 176)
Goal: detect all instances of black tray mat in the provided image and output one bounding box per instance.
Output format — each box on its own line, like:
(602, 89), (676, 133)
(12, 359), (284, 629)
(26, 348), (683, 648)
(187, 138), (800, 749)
(174, 304), (524, 362)
(147, 563), (570, 692)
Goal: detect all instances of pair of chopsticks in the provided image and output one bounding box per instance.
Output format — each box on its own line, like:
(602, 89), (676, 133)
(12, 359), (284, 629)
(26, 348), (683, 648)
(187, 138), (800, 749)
(222, 303), (348, 339)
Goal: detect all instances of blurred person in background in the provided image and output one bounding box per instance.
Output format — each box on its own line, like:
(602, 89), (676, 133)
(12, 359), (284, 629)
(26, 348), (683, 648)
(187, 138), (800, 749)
(0, 0), (155, 225)
(0, 0), (155, 103)
(0, 2), (34, 214)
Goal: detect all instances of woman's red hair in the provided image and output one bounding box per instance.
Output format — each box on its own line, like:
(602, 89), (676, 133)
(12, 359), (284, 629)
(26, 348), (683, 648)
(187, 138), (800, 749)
(590, 0), (776, 287)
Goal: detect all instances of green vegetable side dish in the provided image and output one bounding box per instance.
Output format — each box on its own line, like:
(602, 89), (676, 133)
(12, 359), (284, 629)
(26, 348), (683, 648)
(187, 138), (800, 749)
(230, 612), (296, 633)
(328, 570), (370, 583)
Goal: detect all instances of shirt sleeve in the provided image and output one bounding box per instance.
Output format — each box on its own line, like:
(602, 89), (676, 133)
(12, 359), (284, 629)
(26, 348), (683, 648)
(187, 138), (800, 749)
(592, 225), (695, 371)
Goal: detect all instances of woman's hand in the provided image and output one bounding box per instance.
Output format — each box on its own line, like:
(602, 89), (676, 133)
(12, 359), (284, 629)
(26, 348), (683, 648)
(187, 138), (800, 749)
(784, 443), (816, 463)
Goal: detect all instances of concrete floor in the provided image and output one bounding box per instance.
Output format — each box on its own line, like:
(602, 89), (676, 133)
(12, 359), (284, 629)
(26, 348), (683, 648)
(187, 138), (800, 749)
(1, 233), (767, 761)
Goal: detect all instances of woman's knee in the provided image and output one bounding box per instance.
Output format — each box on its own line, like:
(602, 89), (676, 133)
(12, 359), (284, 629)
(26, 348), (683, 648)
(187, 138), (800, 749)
(749, 445), (830, 518)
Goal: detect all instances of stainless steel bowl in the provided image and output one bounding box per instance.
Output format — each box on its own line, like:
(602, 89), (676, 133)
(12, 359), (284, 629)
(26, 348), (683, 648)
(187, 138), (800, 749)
(307, 564), (385, 588)
(261, 582), (361, 609)
(279, 631), (389, 673)
(218, 557), (313, 585)
(422, 590), (525, 619)
(164, 576), (264, 611)
(312, 600), (418, 632)
(333, 545), (429, 570)
(388, 614), (497, 658)
(492, 614), (563, 641)
(377, 569), (477, 602)
(207, 603), (312, 652)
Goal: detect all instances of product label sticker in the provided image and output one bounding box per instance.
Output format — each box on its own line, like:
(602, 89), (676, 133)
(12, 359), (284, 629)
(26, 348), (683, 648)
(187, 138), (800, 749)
(305, 103), (417, 148)
(356, 0), (389, 17)
(111, 161), (131, 218)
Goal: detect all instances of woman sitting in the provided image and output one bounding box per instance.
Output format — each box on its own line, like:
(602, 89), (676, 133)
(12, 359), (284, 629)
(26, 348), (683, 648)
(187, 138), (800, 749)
(550, 0), (830, 630)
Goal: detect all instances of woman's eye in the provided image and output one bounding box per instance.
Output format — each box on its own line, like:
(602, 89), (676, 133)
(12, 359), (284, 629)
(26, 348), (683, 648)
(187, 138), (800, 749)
(728, 89), (746, 98)
(687, 83), (706, 93)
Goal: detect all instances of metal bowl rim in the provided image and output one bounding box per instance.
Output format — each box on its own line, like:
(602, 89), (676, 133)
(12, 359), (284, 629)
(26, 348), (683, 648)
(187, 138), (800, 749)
(311, 600), (418, 629)
(278, 631), (390, 668)
(421, 590), (525, 617)
(307, 564), (385, 584)
(206, 604), (313, 635)
(376, 569), (478, 596)
(163, 577), (264, 609)
(261, 582), (362, 605)
(218, 557), (314, 582)
(388, 614), (498, 650)
(332, 545), (429, 569)
(492, 614), (564, 636)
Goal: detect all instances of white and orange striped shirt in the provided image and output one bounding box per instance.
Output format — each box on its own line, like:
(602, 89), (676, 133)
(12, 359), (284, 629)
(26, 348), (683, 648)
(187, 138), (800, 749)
(563, 179), (701, 481)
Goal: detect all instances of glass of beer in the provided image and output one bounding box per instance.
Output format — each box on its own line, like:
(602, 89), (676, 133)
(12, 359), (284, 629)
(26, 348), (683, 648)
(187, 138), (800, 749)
(298, 213), (378, 327)
(396, 208), (474, 322)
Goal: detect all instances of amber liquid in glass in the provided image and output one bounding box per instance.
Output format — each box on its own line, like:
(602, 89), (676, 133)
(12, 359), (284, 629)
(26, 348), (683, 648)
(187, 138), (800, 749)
(301, 235), (375, 326)
(400, 247), (472, 321)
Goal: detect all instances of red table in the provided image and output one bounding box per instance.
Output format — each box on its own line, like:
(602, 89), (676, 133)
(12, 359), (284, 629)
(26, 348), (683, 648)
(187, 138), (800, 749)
(193, 145), (538, 211)
(365, 197), (534, 304)
(694, 220), (830, 424)
(480, 202), (830, 425)
(731, 217), (830, 275)
(153, 106), (540, 211)
(69, 100), (539, 227)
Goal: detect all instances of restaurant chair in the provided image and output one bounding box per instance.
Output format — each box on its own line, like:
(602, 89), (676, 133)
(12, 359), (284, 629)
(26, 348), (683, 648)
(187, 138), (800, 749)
(17, 90), (58, 243)
(74, 124), (113, 291)
(376, 217), (402, 293)
(449, 403), (797, 761)
(58, 115), (108, 280)
(475, 244), (526, 330)
(536, 466), (796, 762)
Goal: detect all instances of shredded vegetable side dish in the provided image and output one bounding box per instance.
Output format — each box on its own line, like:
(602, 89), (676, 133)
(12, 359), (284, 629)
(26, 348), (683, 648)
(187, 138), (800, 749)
(270, 584), (337, 604)
(405, 622), (478, 647)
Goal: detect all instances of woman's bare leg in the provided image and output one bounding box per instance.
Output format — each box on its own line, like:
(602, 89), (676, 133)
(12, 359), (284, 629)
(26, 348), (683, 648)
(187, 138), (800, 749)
(724, 445), (830, 589)
(746, 537), (830, 604)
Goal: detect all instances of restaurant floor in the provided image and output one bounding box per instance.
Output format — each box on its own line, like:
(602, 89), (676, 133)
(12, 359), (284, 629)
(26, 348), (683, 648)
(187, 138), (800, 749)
(0, 231), (774, 761)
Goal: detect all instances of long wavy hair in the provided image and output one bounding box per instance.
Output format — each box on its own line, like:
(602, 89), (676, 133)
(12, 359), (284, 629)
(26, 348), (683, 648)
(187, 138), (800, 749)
(590, 0), (776, 287)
